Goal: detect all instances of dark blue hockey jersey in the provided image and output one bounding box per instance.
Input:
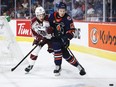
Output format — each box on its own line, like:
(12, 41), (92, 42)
(48, 12), (75, 40)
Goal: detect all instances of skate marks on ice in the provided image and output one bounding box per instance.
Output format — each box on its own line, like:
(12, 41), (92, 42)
(24, 65), (116, 87)
(59, 79), (116, 87)
(0, 61), (116, 87)
(6, 64), (116, 87)
(1, 70), (116, 87)
(0, 72), (20, 87)
(1, 42), (116, 87)
(27, 71), (116, 87)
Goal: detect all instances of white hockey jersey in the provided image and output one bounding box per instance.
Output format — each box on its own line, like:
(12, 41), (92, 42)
(31, 17), (52, 39)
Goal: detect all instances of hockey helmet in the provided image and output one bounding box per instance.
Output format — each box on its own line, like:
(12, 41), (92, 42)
(35, 6), (45, 16)
(58, 2), (67, 9)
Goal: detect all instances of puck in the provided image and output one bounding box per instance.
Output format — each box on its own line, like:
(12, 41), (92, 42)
(109, 84), (114, 86)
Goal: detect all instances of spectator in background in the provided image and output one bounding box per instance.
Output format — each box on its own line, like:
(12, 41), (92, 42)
(87, 3), (95, 16)
(34, 0), (42, 6)
(80, 0), (85, 13)
(31, 1), (42, 18)
(53, 0), (62, 11)
(44, 0), (54, 14)
(18, 12), (25, 19)
(22, 0), (29, 9)
(65, 0), (72, 16)
(2, 12), (7, 16)
(72, 2), (83, 20)
(87, 3), (100, 21)
(25, 12), (30, 19)
(9, 8), (15, 19)
(94, 0), (103, 21)
(16, 4), (25, 18)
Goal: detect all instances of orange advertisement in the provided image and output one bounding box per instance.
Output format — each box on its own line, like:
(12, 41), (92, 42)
(89, 24), (116, 52)
(16, 20), (32, 37)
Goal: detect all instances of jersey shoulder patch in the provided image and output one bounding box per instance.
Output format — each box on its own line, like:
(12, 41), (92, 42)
(67, 16), (72, 21)
(65, 13), (72, 21)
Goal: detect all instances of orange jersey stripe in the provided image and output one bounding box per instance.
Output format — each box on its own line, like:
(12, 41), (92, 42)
(54, 53), (62, 56)
(55, 57), (62, 60)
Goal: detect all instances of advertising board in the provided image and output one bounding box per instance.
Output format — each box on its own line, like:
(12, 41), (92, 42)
(89, 24), (116, 52)
(16, 20), (32, 37)
(72, 22), (88, 46)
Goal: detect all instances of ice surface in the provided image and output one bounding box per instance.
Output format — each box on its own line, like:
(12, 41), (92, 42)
(0, 42), (116, 87)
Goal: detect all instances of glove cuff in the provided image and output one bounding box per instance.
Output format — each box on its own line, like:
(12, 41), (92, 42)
(66, 33), (73, 40)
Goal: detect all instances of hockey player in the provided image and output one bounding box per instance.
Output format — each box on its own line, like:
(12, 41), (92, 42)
(48, 2), (86, 76)
(25, 6), (53, 73)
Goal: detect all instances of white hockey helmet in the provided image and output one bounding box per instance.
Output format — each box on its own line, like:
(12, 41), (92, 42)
(35, 6), (45, 17)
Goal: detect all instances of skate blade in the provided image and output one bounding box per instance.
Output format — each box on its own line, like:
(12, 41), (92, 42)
(54, 73), (60, 76)
(25, 71), (30, 74)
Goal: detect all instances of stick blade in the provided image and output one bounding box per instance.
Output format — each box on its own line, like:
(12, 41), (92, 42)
(11, 67), (15, 72)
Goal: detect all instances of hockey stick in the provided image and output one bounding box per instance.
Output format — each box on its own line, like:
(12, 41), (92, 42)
(67, 48), (86, 75)
(11, 44), (39, 72)
(67, 48), (81, 65)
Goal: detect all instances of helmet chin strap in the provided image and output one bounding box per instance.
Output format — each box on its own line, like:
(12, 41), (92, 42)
(36, 18), (43, 24)
(36, 16), (45, 23)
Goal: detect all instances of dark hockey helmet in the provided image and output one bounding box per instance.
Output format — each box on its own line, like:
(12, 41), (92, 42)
(58, 2), (67, 9)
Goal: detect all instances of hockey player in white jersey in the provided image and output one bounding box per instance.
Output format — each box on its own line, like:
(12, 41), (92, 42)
(25, 6), (53, 73)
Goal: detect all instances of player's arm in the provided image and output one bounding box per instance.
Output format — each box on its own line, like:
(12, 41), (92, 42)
(61, 16), (75, 43)
(31, 17), (40, 37)
(31, 17), (43, 45)
(65, 16), (77, 40)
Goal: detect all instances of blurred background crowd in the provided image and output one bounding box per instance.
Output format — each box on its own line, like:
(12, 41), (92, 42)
(0, 0), (116, 22)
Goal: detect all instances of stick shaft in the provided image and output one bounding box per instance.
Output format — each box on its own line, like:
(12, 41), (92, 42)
(11, 44), (38, 71)
(67, 48), (80, 64)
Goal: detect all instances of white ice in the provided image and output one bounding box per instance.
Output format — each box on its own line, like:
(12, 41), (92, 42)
(0, 42), (116, 87)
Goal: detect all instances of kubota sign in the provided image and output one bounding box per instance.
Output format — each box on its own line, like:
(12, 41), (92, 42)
(89, 24), (116, 52)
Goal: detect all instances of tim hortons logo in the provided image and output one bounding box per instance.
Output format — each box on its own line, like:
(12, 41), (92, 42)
(17, 23), (32, 36)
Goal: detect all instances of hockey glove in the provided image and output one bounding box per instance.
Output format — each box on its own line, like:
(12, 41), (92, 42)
(47, 40), (54, 53)
(32, 38), (46, 46)
(32, 39), (39, 46)
(47, 47), (54, 53)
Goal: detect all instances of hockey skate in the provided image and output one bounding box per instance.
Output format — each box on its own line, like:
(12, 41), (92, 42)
(25, 65), (33, 73)
(54, 65), (61, 76)
(77, 64), (86, 76)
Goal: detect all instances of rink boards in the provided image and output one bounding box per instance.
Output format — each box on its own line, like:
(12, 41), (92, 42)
(9, 20), (116, 61)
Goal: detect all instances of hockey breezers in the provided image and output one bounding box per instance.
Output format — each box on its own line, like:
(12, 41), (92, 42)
(11, 40), (42, 72)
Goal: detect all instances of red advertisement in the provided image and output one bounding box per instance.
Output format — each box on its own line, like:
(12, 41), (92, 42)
(89, 24), (116, 52)
(16, 20), (32, 37)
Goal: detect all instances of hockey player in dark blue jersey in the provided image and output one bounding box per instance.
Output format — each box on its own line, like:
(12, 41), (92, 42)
(48, 2), (86, 76)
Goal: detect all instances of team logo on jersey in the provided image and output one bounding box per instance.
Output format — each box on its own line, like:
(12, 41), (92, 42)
(67, 16), (71, 20)
(56, 22), (65, 35)
(56, 25), (61, 31)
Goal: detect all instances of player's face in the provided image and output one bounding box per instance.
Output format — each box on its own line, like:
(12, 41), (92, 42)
(36, 14), (45, 22)
(58, 9), (66, 17)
